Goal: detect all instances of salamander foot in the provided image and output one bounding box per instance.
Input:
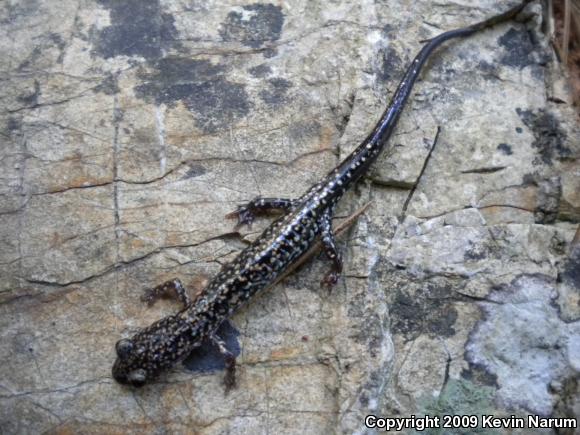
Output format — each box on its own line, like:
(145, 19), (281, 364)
(141, 278), (191, 308)
(226, 197), (297, 229)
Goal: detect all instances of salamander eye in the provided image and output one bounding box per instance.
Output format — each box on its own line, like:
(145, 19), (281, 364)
(128, 368), (147, 387)
(115, 338), (133, 359)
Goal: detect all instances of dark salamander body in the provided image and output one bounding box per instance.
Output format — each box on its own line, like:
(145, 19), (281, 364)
(113, 1), (532, 388)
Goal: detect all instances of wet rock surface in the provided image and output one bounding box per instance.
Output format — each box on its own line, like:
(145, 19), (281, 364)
(1, 0), (579, 434)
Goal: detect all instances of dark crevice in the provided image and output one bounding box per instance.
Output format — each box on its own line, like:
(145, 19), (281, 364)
(22, 232), (246, 288)
(440, 349), (452, 395)
(28, 150), (337, 196)
(460, 166), (507, 174)
(400, 126), (441, 221)
(452, 291), (504, 305)
(332, 91), (356, 139)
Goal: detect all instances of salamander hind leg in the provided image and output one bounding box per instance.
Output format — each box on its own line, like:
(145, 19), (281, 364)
(226, 197), (297, 229)
(141, 278), (191, 308)
(319, 210), (343, 288)
(211, 334), (237, 393)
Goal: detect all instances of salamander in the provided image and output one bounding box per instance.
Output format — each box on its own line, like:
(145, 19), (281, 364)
(112, 0), (532, 388)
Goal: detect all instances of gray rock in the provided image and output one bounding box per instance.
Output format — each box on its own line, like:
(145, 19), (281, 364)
(1, 0), (579, 434)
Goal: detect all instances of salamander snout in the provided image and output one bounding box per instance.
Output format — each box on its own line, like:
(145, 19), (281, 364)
(112, 364), (147, 387)
(112, 315), (199, 387)
(112, 338), (148, 387)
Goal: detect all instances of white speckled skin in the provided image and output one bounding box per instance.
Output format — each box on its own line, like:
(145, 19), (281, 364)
(112, 1), (531, 388)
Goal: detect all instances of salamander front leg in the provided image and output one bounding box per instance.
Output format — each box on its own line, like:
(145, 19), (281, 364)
(141, 278), (191, 308)
(226, 197), (297, 228)
(211, 334), (237, 392)
(319, 211), (343, 288)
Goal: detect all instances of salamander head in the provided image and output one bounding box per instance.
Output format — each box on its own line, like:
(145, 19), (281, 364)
(112, 337), (150, 387)
(112, 315), (199, 387)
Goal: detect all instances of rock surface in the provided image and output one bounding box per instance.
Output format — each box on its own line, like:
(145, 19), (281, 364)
(1, 0), (579, 434)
